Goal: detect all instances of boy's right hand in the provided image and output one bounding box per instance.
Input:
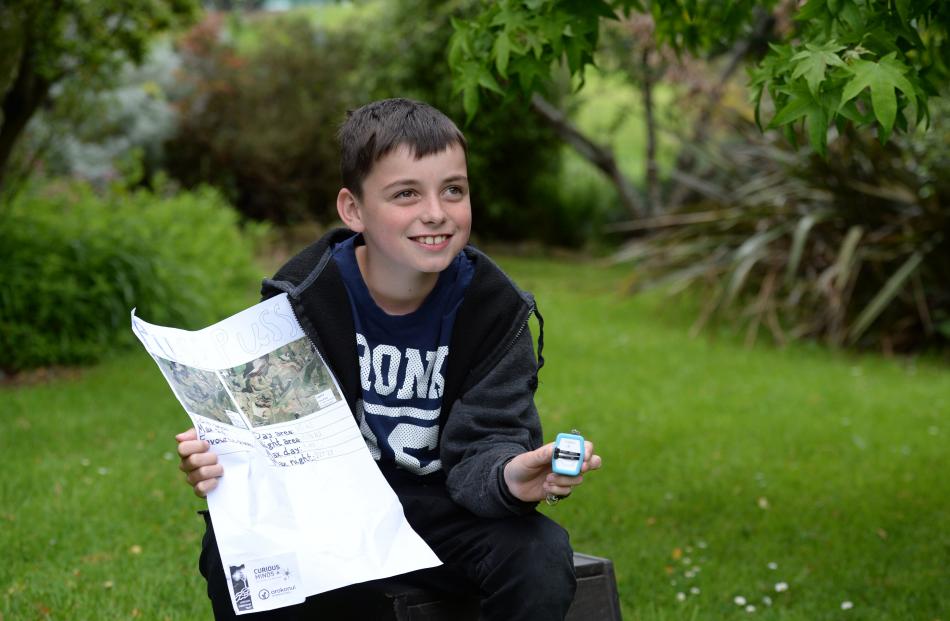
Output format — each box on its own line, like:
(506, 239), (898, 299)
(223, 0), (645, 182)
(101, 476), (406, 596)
(176, 428), (223, 498)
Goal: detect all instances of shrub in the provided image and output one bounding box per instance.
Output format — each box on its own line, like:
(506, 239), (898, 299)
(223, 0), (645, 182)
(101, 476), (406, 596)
(0, 181), (262, 372)
(618, 107), (950, 352)
(164, 12), (361, 223)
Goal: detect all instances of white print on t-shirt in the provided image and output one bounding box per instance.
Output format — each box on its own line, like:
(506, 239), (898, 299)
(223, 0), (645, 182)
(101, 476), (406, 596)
(356, 334), (447, 399)
(355, 334), (447, 476)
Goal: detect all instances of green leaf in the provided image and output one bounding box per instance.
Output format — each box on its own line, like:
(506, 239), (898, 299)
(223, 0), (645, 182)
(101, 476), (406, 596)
(785, 214), (819, 285)
(493, 32), (511, 79)
(588, 0), (619, 20)
(837, 98), (873, 124)
(462, 85), (479, 123)
(833, 226), (863, 292)
(895, 0), (911, 23)
(847, 250), (924, 343)
(448, 32), (466, 69)
(476, 66), (504, 94)
(770, 85), (829, 156)
(840, 53), (917, 141)
(795, 0), (828, 22)
(790, 41), (845, 95)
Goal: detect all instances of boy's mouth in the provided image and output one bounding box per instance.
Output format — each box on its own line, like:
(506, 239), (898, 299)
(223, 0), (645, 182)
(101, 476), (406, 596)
(410, 234), (450, 247)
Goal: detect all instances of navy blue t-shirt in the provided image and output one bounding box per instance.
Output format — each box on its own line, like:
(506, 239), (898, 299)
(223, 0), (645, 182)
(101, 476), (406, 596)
(332, 234), (474, 477)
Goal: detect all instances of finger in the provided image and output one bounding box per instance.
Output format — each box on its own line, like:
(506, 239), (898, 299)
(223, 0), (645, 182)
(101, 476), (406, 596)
(544, 482), (574, 497)
(581, 454), (603, 473)
(194, 477), (219, 498)
(177, 439), (209, 460)
(186, 463), (224, 486)
(176, 427), (197, 443)
(582, 440), (595, 463)
(538, 443), (555, 464)
(523, 443), (555, 468)
(180, 450), (219, 473)
(546, 473), (583, 487)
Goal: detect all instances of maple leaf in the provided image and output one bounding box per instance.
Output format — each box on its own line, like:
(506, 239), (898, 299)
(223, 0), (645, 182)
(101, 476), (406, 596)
(840, 52), (916, 142)
(770, 83), (830, 156)
(790, 41), (846, 96)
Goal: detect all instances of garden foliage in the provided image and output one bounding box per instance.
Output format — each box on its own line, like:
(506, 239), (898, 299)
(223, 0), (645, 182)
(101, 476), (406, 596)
(164, 12), (359, 223)
(0, 0), (198, 189)
(450, 0), (950, 155)
(162, 3), (591, 243)
(617, 106), (950, 352)
(0, 182), (261, 372)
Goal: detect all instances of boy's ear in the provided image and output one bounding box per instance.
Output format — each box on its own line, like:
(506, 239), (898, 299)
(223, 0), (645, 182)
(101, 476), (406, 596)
(336, 188), (365, 232)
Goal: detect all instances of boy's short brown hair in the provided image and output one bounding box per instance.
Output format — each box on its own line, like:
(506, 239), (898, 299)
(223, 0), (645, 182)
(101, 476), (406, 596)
(338, 98), (467, 198)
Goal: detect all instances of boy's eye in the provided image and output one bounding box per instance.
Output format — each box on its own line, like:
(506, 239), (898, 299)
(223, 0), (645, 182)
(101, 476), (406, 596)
(394, 189), (417, 200)
(444, 185), (466, 197)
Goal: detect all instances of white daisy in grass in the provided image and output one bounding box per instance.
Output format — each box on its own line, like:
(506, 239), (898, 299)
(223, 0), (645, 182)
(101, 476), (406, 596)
(690, 587), (700, 595)
(734, 596), (747, 606)
(767, 562), (778, 570)
(745, 605), (756, 613)
(762, 596), (773, 606)
(775, 582), (789, 592)
(841, 601), (854, 610)
(676, 592), (686, 602)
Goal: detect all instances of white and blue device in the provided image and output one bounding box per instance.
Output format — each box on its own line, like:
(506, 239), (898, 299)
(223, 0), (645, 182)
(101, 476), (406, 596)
(551, 432), (585, 476)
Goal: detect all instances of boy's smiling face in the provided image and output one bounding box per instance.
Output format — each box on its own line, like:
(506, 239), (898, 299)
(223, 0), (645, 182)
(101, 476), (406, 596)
(338, 142), (472, 297)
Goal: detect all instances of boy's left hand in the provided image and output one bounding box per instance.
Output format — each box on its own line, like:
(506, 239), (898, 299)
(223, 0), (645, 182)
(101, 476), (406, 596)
(503, 440), (602, 504)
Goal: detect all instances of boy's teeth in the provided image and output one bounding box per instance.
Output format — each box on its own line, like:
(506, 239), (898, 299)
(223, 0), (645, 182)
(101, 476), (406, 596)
(417, 235), (446, 245)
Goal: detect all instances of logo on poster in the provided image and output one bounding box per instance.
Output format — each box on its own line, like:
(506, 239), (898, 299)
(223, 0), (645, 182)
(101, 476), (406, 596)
(229, 564), (253, 611)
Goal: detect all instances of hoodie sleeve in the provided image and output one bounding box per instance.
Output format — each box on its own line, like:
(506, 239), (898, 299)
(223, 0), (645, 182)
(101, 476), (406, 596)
(440, 326), (544, 518)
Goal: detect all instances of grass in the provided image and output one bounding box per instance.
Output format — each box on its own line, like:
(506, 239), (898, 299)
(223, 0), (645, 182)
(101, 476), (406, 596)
(2, 256), (948, 620)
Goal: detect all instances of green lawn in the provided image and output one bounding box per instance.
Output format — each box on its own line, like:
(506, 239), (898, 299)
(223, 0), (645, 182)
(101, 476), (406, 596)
(2, 256), (947, 620)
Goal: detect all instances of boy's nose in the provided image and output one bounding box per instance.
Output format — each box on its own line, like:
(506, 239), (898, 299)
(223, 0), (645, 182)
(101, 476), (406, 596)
(420, 196), (448, 223)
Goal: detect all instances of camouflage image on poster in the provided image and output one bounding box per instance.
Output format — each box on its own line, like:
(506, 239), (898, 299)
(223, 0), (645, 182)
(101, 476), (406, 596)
(154, 357), (244, 427)
(221, 337), (341, 428)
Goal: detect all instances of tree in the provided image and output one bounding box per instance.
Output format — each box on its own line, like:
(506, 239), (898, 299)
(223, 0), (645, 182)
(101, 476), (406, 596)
(449, 0), (950, 214)
(0, 0), (198, 192)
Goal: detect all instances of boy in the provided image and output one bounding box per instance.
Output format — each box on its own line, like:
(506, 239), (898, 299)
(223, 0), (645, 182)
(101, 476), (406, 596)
(177, 98), (602, 620)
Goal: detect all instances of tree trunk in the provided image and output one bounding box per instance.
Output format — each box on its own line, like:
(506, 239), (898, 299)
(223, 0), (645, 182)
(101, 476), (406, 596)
(0, 39), (52, 193)
(529, 93), (647, 218)
(666, 8), (776, 210)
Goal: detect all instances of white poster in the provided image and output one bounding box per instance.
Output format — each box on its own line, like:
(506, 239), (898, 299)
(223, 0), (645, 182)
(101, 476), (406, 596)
(132, 294), (441, 614)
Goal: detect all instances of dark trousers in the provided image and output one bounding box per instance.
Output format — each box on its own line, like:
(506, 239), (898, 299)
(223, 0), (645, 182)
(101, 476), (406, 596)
(199, 481), (576, 621)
